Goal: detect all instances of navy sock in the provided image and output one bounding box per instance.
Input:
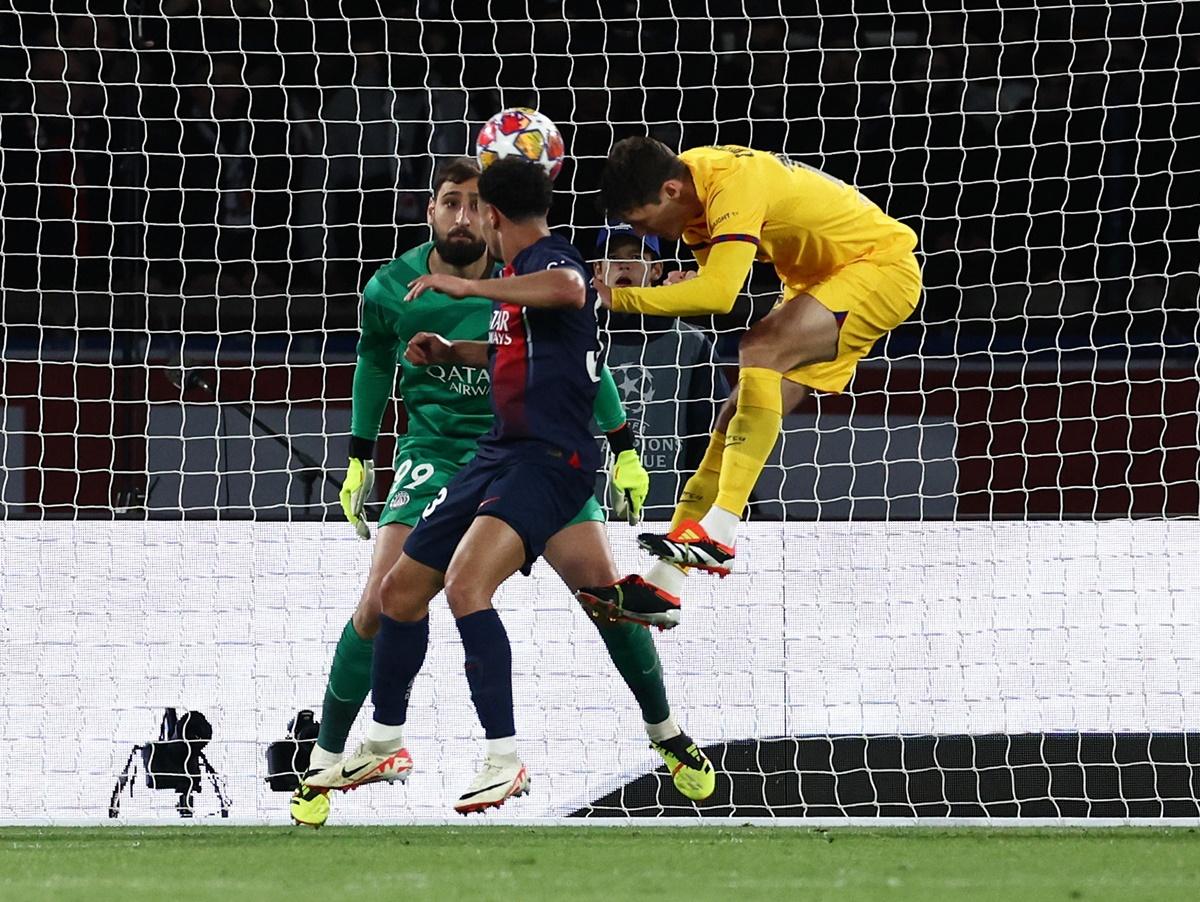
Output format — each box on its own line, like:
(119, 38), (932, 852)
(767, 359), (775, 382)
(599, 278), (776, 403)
(370, 614), (429, 726)
(455, 608), (515, 739)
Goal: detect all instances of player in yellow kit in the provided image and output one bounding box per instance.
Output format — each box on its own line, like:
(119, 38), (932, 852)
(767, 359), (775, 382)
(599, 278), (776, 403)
(578, 139), (921, 628)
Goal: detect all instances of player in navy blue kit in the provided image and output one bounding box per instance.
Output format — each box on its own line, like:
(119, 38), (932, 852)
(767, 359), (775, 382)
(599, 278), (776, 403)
(312, 158), (603, 813)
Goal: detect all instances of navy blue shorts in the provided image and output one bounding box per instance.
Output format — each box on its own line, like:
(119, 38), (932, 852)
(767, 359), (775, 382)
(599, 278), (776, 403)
(402, 451), (594, 576)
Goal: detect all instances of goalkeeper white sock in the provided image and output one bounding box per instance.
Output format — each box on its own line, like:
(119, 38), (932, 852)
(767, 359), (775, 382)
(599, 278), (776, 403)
(699, 504), (739, 546)
(645, 714), (681, 743)
(308, 744), (342, 771)
(644, 559), (687, 597)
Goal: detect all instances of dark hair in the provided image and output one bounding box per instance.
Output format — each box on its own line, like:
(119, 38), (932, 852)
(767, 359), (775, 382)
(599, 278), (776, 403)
(431, 156), (482, 197)
(600, 136), (687, 217)
(478, 157), (554, 222)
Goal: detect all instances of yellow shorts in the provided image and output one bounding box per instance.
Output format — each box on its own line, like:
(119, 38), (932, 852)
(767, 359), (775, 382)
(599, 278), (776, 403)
(781, 252), (922, 393)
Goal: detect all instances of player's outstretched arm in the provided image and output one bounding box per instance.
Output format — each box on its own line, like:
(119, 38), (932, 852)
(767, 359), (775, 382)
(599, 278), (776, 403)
(610, 239), (757, 317)
(405, 331), (489, 368)
(406, 269), (585, 310)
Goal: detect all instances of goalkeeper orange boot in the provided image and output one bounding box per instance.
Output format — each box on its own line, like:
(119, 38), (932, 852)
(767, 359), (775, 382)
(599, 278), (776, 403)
(637, 519), (735, 576)
(576, 575), (681, 630)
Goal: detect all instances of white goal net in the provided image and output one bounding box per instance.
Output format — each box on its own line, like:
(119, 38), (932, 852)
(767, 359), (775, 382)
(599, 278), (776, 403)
(1, 2), (1197, 824)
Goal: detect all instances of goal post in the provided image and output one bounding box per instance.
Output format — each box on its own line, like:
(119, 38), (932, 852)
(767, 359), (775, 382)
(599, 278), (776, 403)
(0, 3), (1197, 824)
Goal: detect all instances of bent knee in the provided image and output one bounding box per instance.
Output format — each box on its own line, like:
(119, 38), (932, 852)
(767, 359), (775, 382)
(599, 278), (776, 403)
(352, 582), (384, 638)
(737, 322), (774, 357)
(740, 296), (842, 370)
(737, 324), (792, 371)
(443, 573), (492, 619)
(378, 570), (428, 622)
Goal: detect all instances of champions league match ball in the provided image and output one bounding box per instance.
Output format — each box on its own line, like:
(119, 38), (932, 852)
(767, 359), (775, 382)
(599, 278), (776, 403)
(475, 107), (566, 180)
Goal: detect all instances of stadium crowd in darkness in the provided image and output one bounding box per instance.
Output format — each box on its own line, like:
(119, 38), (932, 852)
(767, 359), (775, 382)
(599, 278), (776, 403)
(1, 0), (1196, 360)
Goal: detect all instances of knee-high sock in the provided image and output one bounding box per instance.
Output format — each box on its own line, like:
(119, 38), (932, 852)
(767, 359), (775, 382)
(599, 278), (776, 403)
(713, 366), (783, 517)
(456, 609), (515, 739)
(590, 617), (670, 725)
(670, 430), (726, 528)
(370, 614), (429, 726)
(316, 619), (375, 754)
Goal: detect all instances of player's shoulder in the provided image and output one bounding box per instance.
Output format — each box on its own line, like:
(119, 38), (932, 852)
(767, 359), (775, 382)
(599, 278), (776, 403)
(395, 241), (434, 275)
(514, 233), (587, 275)
(364, 243), (430, 305)
(684, 145), (786, 187)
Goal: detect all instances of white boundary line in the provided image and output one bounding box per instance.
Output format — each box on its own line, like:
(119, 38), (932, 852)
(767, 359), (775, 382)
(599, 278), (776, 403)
(5, 817), (1200, 828)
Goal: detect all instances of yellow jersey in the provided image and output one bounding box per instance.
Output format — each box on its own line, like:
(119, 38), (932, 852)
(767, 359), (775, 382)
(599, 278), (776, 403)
(680, 145), (917, 288)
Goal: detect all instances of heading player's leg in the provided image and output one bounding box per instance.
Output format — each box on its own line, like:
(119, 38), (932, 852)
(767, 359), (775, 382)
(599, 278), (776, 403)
(577, 296), (837, 627)
(656, 255), (921, 568)
(671, 292), (839, 553)
(639, 377), (812, 600)
(576, 374), (812, 629)
(583, 256), (921, 628)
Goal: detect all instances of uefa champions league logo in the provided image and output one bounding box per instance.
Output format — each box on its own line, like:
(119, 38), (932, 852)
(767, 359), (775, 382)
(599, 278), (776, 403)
(612, 364), (655, 429)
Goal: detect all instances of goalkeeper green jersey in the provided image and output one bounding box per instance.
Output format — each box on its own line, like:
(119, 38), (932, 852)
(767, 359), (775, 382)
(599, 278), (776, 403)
(351, 241), (494, 460)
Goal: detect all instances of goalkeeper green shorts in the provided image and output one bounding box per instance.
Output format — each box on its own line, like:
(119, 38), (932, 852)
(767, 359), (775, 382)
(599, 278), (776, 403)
(568, 494), (605, 527)
(378, 444), (604, 530)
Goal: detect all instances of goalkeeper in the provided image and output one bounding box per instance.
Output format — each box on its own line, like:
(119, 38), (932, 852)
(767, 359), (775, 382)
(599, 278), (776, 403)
(579, 140), (921, 627)
(292, 157), (713, 827)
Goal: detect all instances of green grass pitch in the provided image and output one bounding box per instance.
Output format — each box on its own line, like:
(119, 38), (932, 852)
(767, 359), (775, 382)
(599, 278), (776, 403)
(2, 826), (1197, 901)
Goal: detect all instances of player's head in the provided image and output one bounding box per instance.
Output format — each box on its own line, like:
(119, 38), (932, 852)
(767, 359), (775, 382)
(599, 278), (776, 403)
(428, 156), (486, 267)
(477, 157), (554, 258)
(592, 222), (663, 289)
(600, 136), (694, 241)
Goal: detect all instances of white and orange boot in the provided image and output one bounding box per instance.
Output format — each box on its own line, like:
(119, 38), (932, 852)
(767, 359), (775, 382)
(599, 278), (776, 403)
(303, 742), (413, 792)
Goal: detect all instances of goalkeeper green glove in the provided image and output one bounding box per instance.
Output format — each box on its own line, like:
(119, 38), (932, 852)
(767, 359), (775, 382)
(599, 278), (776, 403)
(340, 438), (376, 539)
(607, 424), (649, 524)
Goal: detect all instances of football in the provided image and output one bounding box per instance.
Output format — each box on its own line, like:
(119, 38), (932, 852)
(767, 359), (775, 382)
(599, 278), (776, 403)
(475, 107), (566, 180)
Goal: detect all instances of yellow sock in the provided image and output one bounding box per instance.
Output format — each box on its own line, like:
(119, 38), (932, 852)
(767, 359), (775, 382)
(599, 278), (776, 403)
(670, 431), (725, 528)
(714, 367), (783, 516)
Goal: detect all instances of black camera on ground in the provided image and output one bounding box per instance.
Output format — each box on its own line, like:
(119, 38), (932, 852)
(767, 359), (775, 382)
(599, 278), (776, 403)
(110, 707), (231, 818)
(264, 709), (321, 792)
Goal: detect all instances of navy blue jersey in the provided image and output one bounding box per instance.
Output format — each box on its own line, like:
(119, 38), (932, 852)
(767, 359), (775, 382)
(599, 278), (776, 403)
(478, 234), (603, 474)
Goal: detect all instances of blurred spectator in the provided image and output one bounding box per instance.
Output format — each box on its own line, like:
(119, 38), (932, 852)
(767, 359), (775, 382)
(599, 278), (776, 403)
(144, 52), (287, 296)
(0, 36), (114, 299)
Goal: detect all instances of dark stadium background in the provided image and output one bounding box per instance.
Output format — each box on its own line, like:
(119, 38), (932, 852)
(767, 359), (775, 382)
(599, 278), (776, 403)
(1, 1), (1196, 518)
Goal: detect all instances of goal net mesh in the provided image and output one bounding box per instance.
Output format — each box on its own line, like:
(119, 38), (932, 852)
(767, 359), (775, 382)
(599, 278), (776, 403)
(1, 1), (1197, 822)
